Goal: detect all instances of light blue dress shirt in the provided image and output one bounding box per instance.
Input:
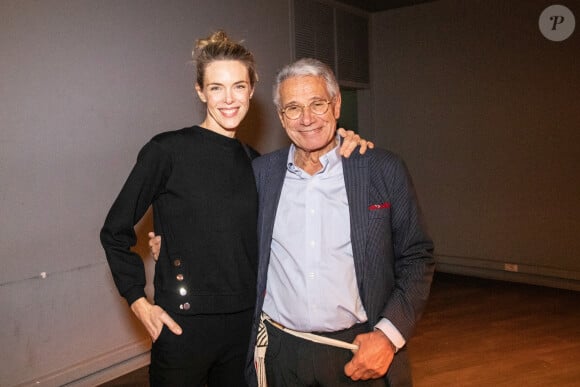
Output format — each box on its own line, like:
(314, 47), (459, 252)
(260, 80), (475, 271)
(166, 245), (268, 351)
(262, 138), (406, 349)
(262, 140), (368, 332)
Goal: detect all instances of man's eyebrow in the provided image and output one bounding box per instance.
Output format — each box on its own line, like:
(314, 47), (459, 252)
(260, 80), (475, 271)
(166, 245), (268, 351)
(283, 96), (327, 106)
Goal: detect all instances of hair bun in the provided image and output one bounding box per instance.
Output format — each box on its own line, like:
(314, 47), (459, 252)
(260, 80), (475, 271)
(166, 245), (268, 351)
(195, 30), (229, 51)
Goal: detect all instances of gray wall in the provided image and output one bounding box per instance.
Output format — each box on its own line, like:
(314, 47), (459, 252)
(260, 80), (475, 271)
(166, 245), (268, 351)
(0, 1), (290, 385)
(2, 0), (579, 385)
(369, 0), (580, 288)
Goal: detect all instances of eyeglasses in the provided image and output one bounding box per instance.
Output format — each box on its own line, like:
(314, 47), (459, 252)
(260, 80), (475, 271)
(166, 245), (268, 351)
(280, 99), (332, 120)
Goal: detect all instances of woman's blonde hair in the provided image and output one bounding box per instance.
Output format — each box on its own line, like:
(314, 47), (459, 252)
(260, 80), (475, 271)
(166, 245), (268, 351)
(193, 30), (258, 89)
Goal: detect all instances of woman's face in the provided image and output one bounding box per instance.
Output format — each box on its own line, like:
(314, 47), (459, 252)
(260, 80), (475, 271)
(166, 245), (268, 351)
(196, 60), (254, 137)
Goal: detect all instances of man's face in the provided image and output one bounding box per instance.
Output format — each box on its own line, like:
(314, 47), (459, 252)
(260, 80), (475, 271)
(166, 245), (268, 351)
(277, 75), (341, 154)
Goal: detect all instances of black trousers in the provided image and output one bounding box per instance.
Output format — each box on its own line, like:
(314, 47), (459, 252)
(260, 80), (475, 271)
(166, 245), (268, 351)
(149, 308), (253, 387)
(264, 321), (388, 387)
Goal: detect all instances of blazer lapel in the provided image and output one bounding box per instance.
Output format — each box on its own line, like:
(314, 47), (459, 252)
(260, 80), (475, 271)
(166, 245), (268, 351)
(264, 150), (288, 220)
(342, 154), (369, 289)
(258, 149), (289, 269)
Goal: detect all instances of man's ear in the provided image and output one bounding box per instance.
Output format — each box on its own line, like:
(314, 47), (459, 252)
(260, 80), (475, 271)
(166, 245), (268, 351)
(277, 110), (286, 128)
(195, 83), (206, 103)
(333, 93), (342, 120)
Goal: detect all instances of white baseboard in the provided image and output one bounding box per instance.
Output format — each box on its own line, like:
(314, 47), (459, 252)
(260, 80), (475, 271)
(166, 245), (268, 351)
(15, 340), (150, 387)
(436, 255), (580, 291)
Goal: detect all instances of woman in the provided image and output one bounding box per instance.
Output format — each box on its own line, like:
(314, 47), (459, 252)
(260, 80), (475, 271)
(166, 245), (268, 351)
(101, 31), (369, 387)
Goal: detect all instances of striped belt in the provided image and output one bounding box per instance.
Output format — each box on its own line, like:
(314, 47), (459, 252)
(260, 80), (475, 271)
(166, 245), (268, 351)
(254, 313), (360, 387)
(265, 317), (360, 351)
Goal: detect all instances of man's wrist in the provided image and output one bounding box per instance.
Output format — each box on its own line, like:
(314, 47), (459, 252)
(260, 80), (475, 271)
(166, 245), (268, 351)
(374, 327), (399, 353)
(374, 318), (406, 352)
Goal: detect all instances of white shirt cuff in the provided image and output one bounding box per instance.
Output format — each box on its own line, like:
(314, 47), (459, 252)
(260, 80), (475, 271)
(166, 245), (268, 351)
(374, 318), (406, 351)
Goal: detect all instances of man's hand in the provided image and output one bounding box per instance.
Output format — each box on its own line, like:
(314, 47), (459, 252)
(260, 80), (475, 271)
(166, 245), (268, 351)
(337, 128), (375, 157)
(344, 329), (395, 380)
(130, 297), (182, 341)
(148, 232), (161, 261)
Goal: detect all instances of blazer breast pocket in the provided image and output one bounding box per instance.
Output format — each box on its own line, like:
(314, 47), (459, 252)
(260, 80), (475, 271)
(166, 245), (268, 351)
(368, 202), (391, 219)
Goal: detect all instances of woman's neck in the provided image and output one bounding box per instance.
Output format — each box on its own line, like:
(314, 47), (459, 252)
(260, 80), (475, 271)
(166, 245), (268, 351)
(198, 119), (237, 138)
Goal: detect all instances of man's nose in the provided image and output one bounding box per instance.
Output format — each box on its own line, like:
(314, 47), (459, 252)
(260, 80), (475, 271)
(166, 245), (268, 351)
(300, 106), (314, 124)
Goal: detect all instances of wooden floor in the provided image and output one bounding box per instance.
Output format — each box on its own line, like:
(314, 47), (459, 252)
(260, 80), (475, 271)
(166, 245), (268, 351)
(101, 273), (580, 386)
(410, 273), (580, 386)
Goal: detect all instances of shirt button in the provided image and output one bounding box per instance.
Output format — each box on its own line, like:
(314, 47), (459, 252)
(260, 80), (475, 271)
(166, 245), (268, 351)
(310, 240), (316, 247)
(176, 274), (184, 281)
(173, 259), (181, 267)
(180, 302), (190, 310)
(179, 287), (187, 296)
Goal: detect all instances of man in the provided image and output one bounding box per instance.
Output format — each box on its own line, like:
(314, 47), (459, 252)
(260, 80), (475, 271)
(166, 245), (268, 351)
(246, 58), (435, 387)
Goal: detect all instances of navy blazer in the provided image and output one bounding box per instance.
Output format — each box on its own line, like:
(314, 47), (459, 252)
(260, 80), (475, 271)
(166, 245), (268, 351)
(246, 146), (435, 387)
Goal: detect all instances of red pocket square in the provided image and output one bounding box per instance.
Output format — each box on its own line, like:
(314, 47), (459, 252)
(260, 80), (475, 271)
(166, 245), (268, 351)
(368, 202), (391, 210)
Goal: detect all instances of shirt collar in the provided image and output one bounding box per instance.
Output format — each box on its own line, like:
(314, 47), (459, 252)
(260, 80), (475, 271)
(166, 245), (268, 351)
(286, 133), (341, 177)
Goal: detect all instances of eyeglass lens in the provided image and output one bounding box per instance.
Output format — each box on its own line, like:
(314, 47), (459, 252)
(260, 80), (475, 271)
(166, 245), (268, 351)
(283, 100), (330, 119)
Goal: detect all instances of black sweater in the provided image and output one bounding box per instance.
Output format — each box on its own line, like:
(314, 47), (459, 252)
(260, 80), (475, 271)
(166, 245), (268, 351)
(101, 126), (258, 314)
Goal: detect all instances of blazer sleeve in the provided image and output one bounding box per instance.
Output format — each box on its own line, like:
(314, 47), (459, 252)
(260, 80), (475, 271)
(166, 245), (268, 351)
(100, 140), (172, 305)
(382, 156), (435, 340)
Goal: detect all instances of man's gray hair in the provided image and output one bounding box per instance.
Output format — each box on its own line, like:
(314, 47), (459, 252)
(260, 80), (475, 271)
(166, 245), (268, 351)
(273, 58), (340, 109)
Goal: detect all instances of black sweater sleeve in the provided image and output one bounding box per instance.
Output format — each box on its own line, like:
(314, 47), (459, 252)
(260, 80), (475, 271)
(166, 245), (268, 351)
(100, 140), (172, 305)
